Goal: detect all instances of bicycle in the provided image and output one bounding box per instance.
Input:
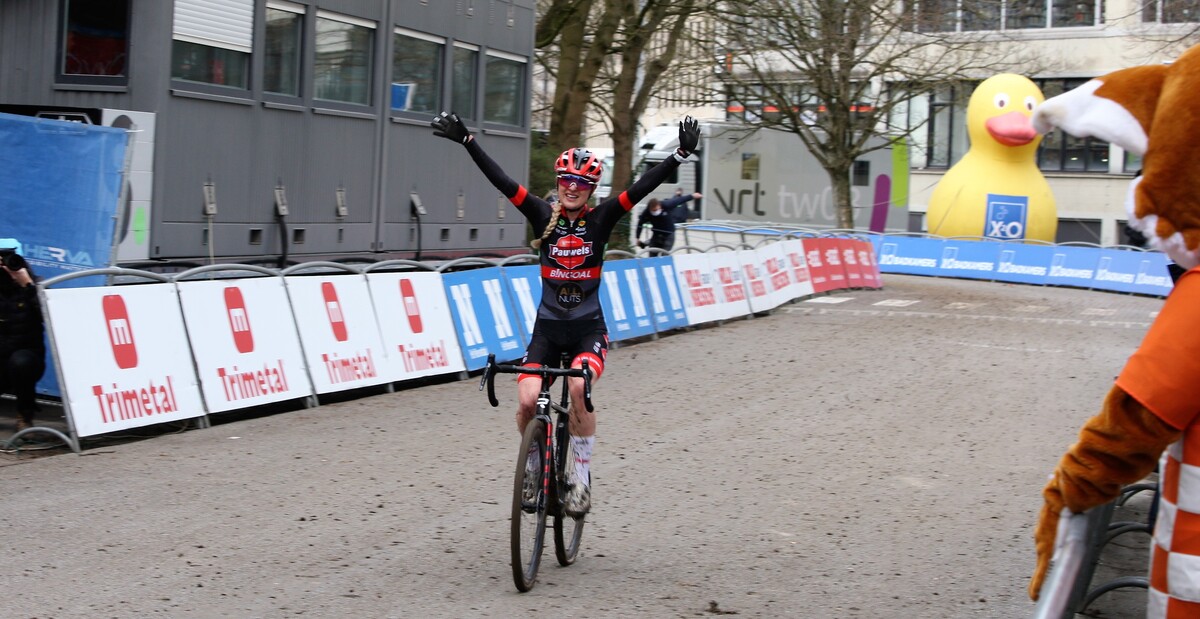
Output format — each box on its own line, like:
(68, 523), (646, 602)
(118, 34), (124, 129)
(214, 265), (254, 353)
(480, 352), (593, 592)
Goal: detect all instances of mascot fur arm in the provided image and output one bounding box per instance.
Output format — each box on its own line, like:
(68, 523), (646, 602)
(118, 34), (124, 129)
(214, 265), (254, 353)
(1029, 385), (1181, 600)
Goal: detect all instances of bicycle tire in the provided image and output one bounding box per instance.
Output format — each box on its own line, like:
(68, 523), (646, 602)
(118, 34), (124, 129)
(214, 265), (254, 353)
(511, 418), (548, 592)
(553, 434), (585, 566)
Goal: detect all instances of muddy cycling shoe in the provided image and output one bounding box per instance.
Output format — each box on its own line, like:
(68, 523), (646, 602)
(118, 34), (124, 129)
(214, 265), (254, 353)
(564, 483), (591, 517)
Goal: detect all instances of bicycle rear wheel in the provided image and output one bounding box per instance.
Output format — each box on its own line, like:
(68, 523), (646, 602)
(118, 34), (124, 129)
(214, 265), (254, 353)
(553, 439), (585, 566)
(511, 418), (548, 592)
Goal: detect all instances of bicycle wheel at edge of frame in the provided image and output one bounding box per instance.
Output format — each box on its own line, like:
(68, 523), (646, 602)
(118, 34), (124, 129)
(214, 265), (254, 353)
(511, 417), (549, 592)
(553, 432), (585, 566)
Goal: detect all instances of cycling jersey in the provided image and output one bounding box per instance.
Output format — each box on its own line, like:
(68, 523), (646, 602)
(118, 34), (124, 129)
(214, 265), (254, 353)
(465, 139), (681, 322)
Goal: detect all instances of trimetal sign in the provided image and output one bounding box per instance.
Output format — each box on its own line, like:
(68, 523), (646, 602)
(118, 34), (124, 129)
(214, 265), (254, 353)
(176, 277), (314, 412)
(284, 274), (392, 394)
(366, 271), (466, 380)
(43, 284), (206, 437)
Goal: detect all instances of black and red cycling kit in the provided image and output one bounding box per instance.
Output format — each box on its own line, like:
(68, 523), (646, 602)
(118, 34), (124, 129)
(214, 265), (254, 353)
(464, 139), (681, 375)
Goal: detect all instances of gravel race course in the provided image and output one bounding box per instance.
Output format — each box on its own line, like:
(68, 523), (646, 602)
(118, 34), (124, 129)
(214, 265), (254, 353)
(0, 274), (1163, 618)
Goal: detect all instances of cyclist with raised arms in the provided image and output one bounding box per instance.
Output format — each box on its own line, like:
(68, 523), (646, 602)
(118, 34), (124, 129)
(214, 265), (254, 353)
(432, 111), (699, 516)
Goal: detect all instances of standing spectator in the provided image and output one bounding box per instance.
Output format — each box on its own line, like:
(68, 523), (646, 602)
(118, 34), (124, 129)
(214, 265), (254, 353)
(636, 190), (702, 253)
(0, 240), (45, 432)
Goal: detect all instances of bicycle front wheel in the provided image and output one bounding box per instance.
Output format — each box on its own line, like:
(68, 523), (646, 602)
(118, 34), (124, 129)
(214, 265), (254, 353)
(553, 487), (586, 565)
(511, 417), (548, 592)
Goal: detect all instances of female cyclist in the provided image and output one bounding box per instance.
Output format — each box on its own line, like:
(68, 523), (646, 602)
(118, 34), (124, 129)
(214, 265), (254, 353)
(432, 111), (699, 516)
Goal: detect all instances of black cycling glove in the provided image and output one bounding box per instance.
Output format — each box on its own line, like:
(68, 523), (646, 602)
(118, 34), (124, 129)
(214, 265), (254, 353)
(675, 115), (700, 162)
(431, 111), (471, 144)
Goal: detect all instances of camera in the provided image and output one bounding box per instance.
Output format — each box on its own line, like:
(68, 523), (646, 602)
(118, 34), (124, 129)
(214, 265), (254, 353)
(0, 249), (27, 271)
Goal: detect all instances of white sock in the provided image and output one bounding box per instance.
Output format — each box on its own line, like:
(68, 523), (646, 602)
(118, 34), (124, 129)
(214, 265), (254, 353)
(571, 435), (594, 486)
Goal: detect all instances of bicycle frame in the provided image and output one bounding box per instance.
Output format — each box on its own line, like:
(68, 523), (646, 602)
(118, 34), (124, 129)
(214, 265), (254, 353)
(481, 353), (594, 514)
(481, 353), (594, 591)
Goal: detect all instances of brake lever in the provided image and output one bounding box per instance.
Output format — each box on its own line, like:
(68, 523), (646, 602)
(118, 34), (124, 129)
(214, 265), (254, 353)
(481, 354), (500, 408)
(581, 359), (594, 413)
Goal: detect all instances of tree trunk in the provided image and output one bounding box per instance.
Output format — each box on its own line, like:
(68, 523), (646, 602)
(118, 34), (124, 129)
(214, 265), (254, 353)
(828, 164), (855, 229)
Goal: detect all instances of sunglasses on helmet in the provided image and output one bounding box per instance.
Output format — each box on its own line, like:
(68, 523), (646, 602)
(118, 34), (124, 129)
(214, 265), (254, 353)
(557, 174), (596, 191)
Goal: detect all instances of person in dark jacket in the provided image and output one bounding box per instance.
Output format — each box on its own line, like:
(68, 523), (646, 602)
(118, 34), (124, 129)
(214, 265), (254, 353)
(635, 189), (702, 253)
(0, 243), (45, 432)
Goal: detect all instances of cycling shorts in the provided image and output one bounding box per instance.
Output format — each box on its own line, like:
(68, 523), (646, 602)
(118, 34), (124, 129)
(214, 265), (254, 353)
(518, 318), (608, 383)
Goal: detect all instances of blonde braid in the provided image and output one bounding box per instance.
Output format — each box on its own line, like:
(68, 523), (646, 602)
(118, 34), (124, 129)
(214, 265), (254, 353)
(531, 201), (562, 250)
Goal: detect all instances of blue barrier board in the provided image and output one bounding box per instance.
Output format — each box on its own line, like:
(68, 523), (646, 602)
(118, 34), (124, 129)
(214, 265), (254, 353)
(599, 259), (657, 341)
(639, 256), (689, 332)
(441, 268), (526, 370)
(1045, 246), (1103, 290)
(500, 264), (541, 344)
(877, 237), (944, 276)
(938, 240), (1002, 280)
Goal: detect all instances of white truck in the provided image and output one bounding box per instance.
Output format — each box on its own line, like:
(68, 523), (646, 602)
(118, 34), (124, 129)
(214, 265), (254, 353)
(631, 121), (910, 235)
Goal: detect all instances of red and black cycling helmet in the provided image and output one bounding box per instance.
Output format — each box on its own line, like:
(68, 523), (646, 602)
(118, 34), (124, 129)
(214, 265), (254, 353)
(555, 148), (603, 184)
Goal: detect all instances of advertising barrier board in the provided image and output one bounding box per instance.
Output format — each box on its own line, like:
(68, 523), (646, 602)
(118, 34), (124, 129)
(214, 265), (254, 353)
(442, 268), (525, 370)
(43, 284), (206, 437)
(177, 277), (314, 412)
(367, 271), (467, 380)
(877, 236), (944, 277)
(599, 259), (657, 341)
(780, 239), (816, 299)
(639, 256), (689, 332)
(501, 264), (541, 344)
(938, 239), (1002, 281)
(285, 274), (393, 393)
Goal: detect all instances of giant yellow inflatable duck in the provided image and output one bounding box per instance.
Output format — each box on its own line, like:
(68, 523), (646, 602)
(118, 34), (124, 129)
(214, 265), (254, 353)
(926, 74), (1057, 242)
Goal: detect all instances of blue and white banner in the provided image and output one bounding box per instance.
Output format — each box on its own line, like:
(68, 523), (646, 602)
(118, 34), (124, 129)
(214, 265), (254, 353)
(1045, 246), (1104, 290)
(442, 268), (525, 370)
(877, 237), (944, 277)
(500, 264), (541, 344)
(599, 259), (657, 341)
(638, 256), (689, 332)
(874, 235), (1175, 297)
(937, 239), (1001, 281)
(1, 112), (130, 398)
(995, 244), (1052, 285)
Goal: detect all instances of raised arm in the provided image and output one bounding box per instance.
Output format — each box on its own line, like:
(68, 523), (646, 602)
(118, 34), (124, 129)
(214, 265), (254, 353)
(431, 112), (544, 219)
(605, 116), (701, 211)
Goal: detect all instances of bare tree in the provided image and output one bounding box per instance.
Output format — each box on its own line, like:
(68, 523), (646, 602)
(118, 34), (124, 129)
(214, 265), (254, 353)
(534, 0), (707, 193)
(712, 0), (1030, 229)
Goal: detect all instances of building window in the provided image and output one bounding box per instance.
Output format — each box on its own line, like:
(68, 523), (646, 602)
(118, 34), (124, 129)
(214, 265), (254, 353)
(890, 82), (971, 168)
(392, 29), (444, 114)
(484, 52), (526, 126)
(1052, 0), (1097, 26)
(905, 0), (1098, 30)
(171, 0), (253, 89)
(314, 12), (375, 106)
(265, 2), (305, 97)
(452, 44), (480, 120)
(58, 0), (130, 85)
(1143, 0), (1200, 22)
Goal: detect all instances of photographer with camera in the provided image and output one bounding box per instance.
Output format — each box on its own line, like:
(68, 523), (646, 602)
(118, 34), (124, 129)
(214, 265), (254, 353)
(0, 240), (45, 432)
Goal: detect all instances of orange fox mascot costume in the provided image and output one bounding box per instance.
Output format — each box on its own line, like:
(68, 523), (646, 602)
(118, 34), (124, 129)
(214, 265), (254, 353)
(1028, 43), (1200, 617)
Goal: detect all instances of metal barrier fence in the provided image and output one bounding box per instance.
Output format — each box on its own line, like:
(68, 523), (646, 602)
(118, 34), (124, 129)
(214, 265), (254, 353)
(13, 235), (879, 451)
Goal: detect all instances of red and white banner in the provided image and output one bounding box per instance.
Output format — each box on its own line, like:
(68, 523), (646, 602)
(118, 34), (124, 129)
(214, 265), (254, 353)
(780, 239), (816, 300)
(834, 237), (865, 288)
(366, 271), (466, 380)
(673, 252), (749, 325)
(742, 243), (796, 312)
(856, 239), (883, 288)
(43, 284), (206, 437)
(285, 274), (392, 394)
(176, 277), (314, 412)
